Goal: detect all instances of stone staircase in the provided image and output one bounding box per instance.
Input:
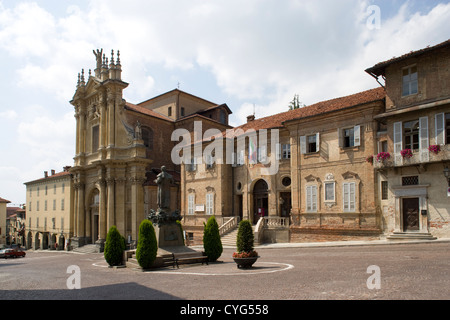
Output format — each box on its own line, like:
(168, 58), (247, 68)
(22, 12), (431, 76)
(72, 244), (101, 254)
(221, 228), (238, 248)
(220, 225), (261, 247)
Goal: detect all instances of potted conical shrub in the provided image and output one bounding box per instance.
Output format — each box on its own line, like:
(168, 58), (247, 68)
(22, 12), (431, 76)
(233, 220), (259, 269)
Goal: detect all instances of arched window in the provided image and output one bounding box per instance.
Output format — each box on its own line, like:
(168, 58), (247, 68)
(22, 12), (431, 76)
(142, 127), (153, 150)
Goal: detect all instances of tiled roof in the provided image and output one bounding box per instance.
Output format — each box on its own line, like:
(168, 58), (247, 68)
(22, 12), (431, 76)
(366, 39), (450, 76)
(124, 102), (174, 122)
(0, 197), (11, 203)
(229, 87), (385, 136)
(24, 171), (72, 185)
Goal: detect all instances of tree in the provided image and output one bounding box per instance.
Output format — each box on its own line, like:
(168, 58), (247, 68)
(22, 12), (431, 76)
(236, 220), (254, 253)
(104, 226), (126, 267)
(288, 94), (305, 110)
(136, 220), (158, 269)
(203, 216), (223, 262)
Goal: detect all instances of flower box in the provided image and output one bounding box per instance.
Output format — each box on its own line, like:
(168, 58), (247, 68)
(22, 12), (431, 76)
(400, 149), (413, 159)
(376, 152), (391, 162)
(428, 145), (441, 155)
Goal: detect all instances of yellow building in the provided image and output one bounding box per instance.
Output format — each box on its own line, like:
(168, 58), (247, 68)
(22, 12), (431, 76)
(24, 167), (74, 250)
(0, 196), (11, 246)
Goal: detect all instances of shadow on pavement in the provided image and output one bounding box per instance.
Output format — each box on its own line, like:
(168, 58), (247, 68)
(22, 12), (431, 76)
(0, 282), (182, 300)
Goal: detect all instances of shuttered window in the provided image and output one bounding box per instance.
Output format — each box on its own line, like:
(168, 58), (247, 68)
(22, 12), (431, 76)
(188, 194), (195, 215)
(306, 185), (317, 212)
(343, 182), (356, 212)
(206, 193), (214, 215)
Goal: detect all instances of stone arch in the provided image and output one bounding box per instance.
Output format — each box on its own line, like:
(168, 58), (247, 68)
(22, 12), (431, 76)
(252, 179), (269, 224)
(34, 232), (40, 250)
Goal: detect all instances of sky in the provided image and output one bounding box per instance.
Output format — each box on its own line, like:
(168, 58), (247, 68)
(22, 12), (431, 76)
(0, 0), (449, 205)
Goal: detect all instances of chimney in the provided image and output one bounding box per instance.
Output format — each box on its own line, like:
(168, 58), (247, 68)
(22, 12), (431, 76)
(51, 170), (56, 176)
(247, 115), (255, 123)
(44, 171), (48, 178)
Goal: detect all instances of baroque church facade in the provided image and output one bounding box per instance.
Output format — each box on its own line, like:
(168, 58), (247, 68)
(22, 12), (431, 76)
(69, 49), (231, 250)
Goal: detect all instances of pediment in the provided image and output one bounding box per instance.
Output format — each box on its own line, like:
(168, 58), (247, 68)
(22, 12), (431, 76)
(342, 171), (360, 180)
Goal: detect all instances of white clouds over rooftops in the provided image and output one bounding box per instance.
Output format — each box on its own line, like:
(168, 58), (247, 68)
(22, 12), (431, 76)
(0, 0), (449, 203)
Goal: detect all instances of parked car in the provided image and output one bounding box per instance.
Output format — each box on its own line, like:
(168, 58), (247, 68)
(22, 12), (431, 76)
(0, 249), (6, 258)
(2, 247), (26, 259)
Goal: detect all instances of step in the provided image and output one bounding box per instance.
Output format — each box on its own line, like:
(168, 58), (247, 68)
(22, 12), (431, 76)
(387, 232), (437, 241)
(72, 244), (100, 254)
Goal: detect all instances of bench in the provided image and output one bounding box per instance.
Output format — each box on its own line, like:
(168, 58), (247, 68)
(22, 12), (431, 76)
(172, 251), (209, 269)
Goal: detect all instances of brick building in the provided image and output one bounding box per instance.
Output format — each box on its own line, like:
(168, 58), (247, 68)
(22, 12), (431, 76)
(366, 39), (450, 240)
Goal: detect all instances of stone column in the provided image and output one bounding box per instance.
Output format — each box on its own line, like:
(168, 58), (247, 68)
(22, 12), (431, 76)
(98, 179), (107, 242)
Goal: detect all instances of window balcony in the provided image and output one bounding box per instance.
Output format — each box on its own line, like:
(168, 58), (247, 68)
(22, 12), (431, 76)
(373, 144), (450, 169)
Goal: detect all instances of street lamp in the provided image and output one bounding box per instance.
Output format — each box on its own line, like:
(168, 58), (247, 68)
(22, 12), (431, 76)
(444, 166), (450, 186)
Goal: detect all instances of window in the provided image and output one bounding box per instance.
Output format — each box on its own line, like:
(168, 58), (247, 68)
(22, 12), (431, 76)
(142, 127), (153, 150)
(44, 200), (47, 211)
(340, 126), (361, 148)
(61, 199), (65, 211)
(324, 182), (335, 202)
(168, 106), (172, 117)
(181, 107), (185, 117)
(206, 154), (214, 169)
(447, 114), (450, 144)
(188, 194), (195, 215)
(343, 182), (356, 212)
(300, 133), (320, 154)
(402, 66), (418, 96)
(53, 199), (56, 211)
(186, 157), (197, 172)
(282, 144), (291, 159)
(381, 181), (388, 200)
(92, 125), (99, 152)
(206, 193), (214, 215)
(220, 110), (227, 124)
(237, 150), (245, 166)
(54, 184), (56, 194)
(344, 128), (354, 148)
(402, 176), (419, 186)
(306, 185), (317, 212)
(308, 135), (317, 153)
(404, 120), (419, 150)
(62, 183), (65, 193)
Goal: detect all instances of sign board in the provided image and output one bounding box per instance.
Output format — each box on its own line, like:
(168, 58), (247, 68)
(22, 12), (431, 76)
(195, 205), (205, 212)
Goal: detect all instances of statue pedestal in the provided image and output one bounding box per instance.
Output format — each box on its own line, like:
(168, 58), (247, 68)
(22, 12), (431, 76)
(154, 224), (184, 247)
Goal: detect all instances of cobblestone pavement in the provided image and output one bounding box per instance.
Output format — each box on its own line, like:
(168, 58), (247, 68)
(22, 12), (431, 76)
(1, 242), (449, 301)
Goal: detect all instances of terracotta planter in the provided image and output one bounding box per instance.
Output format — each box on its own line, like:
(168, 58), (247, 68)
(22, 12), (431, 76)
(233, 256), (259, 269)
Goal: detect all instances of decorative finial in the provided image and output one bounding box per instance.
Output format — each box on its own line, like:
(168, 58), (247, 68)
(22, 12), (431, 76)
(89, 69), (92, 77)
(116, 50), (121, 65)
(77, 73), (81, 86)
(111, 50), (115, 64)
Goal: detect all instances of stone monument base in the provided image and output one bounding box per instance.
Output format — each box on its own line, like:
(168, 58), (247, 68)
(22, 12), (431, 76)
(154, 223), (184, 247)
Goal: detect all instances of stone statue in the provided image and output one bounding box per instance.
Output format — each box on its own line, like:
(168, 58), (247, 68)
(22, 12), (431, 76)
(93, 49), (103, 71)
(135, 121), (142, 140)
(155, 166), (173, 210)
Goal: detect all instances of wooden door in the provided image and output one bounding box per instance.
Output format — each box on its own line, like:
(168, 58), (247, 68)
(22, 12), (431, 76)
(402, 198), (420, 231)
